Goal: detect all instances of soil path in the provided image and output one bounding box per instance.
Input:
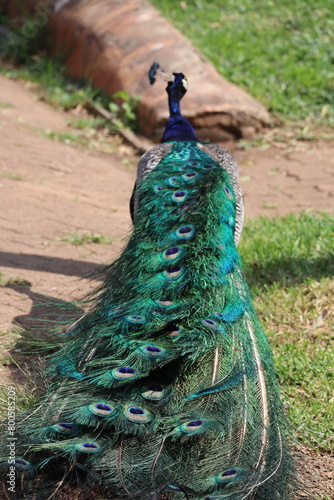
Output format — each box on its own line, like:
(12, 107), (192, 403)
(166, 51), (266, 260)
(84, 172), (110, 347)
(0, 75), (333, 497)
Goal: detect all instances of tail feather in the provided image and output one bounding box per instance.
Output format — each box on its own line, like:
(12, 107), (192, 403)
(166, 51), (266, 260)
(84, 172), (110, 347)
(1, 71), (296, 500)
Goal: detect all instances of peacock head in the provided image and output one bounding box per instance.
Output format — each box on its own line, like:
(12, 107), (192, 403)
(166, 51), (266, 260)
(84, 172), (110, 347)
(148, 63), (198, 143)
(166, 72), (188, 109)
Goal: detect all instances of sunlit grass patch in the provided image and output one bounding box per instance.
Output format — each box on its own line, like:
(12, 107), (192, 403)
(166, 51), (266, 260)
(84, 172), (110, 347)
(240, 212), (334, 451)
(150, 0), (334, 126)
(60, 232), (112, 246)
(1, 170), (27, 181)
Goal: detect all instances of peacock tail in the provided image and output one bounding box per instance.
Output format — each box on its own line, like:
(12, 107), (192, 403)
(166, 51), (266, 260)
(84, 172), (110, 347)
(1, 68), (295, 500)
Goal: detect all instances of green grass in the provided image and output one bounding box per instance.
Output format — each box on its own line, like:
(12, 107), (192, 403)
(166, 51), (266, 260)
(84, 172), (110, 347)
(0, 272), (32, 287)
(67, 116), (108, 130)
(60, 232), (112, 246)
(1, 170), (27, 181)
(0, 101), (14, 108)
(41, 130), (91, 147)
(239, 212), (334, 451)
(240, 212), (334, 290)
(150, 0), (334, 125)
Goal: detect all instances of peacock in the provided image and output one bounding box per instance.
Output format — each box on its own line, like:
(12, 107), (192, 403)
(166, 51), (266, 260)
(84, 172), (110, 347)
(1, 64), (296, 500)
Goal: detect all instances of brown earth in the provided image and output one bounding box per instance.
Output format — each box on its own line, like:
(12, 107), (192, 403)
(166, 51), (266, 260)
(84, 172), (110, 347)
(0, 74), (333, 498)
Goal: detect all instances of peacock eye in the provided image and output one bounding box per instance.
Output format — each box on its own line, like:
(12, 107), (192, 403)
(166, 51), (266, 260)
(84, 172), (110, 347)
(111, 367), (138, 380)
(222, 469), (237, 476)
(163, 246), (184, 261)
(176, 225), (195, 240)
(76, 442), (100, 453)
(54, 423), (76, 432)
(182, 171), (198, 182)
(216, 467), (242, 483)
(164, 264), (183, 279)
(124, 405), (152, 423)
(90, 403), (115, 416)
(157, 298), (174, 306)
(202, 319), (219, 329)
(206, 272), (219, 280)
(141, 344), (166, 358)
(172, 190), (188, 203)
(167, 326), (182, 337)
(126, 315), (146, 324)
(180, 419), (206, 433)
(141, 384), (164, 400)
(168, 176), (180, 187)
(119, 367), (135, 374)
(165, 246), (179, 256)
(48, 423), (79, 437)
(14, 459), (32, 470)
(186, 420), (203, 427)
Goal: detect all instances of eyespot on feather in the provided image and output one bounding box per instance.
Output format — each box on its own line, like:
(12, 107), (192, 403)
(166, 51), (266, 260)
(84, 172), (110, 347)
(216, 468), (242, 482)
(175, 225), (195, 240)
(124, 405), (152, 423)
(52, 423), (77, 434)
(182, 171), (198, 182)
(223, 185), (234, 200)
(76, 442), (100, 453)
(216, 302), (245, 323)
(163, 246), (184, 261)
(140, 344), (166, 358)
(171, 190), (188, 203)
(14, 459), (34, 471)
(180, 419), (206, 433)
(202, 319), (219, 330)
(164, 264), (183, 279)
(112, 367), (138, 380)
(126, 315), (146, 324)
(156, 298), (174, 306)
(168, 176), (180, 187)
(141, 384), (165, 400)
(89, 403), (115, 416)
(167, 325), (182, 337)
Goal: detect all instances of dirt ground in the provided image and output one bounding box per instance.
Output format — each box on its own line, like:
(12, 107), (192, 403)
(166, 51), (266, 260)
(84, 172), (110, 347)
(0, 74), (333, 498)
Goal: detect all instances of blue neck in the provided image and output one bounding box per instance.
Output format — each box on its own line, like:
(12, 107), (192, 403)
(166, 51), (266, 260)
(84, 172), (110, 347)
(161, 73), (199, 143)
